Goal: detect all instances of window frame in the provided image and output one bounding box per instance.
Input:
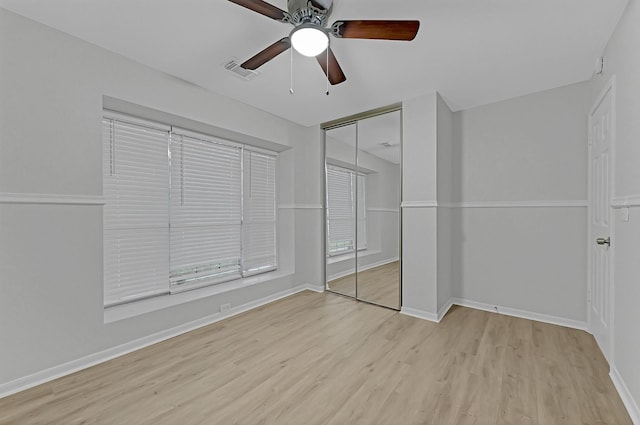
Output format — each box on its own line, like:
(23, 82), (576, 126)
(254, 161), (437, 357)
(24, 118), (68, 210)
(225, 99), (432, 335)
(102, 111), (279, 308)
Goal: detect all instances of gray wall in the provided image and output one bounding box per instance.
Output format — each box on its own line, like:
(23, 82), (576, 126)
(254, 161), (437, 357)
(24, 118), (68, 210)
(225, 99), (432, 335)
(450, 82), (591, 322)
(589, 0), (640, 419)
(291, 124), (324, 291)
(401, 93), (439, 315)
(0, 8), (318, 387)
(436, 94), (454, 313)
(453, 83), (589, 202)
(400, 83), (590, 323)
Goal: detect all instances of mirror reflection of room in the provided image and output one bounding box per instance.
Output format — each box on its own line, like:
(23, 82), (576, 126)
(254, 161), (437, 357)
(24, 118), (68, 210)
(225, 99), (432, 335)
(325, 110), (401, 309)
(356, 111), (401, 309)
(325, 123), (357, 298)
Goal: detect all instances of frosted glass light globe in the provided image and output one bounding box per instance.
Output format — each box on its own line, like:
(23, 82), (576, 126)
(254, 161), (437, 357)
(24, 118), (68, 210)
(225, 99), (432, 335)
(291, 26), (329, 57)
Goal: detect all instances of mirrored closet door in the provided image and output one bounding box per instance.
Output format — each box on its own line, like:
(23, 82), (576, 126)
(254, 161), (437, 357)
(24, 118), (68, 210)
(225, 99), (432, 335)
(324, 122), (357, 299)
(324, 109), (401, 310)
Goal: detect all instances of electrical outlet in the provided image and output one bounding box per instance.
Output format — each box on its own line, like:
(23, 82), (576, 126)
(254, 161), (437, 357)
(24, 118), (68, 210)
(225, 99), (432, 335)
(220, 303), (231, 313)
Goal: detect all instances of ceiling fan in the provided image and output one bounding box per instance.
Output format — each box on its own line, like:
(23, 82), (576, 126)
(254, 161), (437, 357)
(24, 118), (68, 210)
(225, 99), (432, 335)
(228, 0), (420, 85)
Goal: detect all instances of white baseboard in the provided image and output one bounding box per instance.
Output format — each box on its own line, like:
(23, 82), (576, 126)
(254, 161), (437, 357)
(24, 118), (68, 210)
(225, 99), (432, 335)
(401, 298), (588, 331)
(0, 284), (317, 399)
(437, 299), (455, 322)
(400, 299), (453, 324)
(400, 307), (439, 322)
(301, 284), (325, 293)
(610, 366), (640, 424)
(450, 298), (589, 331)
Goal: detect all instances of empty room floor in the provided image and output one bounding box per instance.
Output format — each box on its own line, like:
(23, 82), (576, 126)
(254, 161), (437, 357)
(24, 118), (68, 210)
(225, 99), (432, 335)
(328, 261), (400, 308)
(0, 291), (632, 424)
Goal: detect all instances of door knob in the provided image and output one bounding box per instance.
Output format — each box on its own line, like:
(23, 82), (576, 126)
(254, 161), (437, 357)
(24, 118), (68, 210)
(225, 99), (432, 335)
(596, 237), (610, 246)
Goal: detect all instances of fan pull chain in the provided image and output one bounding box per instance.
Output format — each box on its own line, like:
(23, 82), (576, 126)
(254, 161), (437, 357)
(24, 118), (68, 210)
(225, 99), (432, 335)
(325, 46), (330, 96)
(290, 46), (294, 95)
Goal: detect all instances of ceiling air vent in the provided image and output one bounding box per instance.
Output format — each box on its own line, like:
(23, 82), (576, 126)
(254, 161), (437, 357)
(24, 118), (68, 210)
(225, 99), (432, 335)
(224, 58), (260, 81)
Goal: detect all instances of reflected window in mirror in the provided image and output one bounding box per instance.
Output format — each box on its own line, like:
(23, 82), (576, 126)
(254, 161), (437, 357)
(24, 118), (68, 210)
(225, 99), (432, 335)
(326, 165), (367, 257)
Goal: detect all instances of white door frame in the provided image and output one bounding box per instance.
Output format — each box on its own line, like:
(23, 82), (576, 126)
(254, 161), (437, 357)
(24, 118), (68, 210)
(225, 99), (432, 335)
(587, 75), (616, 364)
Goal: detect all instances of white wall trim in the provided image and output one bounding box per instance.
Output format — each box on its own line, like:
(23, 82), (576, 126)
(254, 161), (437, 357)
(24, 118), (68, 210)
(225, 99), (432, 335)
(401, 201), (438, 208)
(368, 207), (400, 213)
(0, 192), (105, 205)
(611, 195), (640, 208)
(327, 269), (353, 282)
(401, 299), (588, 331)
(0, 284), (318, 399)
(301, 284), (325, 293)
(451, 298), (589, 331)
(610, 366), (640, 425)
(277, 204), (323, 210)
(439, 200), (587, 208)
(437, 299), (455, 322)
(400, 307), (438, 322)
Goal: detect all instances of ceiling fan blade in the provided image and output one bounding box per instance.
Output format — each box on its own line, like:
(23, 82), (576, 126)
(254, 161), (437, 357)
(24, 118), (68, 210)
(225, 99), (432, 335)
(331, 20), (420, 41)
(241, 38), (291, 70)
(317, 47), (346, 85)
(228, 0), (288, 21)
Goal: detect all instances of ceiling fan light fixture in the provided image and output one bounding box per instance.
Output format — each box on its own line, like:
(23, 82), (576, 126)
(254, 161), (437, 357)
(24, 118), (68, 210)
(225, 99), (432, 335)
(290, 25), (329, 57)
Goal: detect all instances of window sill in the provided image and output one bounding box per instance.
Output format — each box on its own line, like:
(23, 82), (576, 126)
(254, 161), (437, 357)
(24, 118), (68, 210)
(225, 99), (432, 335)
(327, 249), (380, 265)
(104, 269), (294, 323)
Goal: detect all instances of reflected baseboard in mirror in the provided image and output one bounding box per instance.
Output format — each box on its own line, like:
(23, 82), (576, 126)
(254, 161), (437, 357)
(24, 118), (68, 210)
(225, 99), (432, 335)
(326, 274), (356, 298)
(328, 260), (399, 309)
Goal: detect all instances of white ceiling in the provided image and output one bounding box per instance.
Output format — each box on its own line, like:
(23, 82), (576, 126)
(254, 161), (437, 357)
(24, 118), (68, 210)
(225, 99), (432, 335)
(0, 0), (628, 127)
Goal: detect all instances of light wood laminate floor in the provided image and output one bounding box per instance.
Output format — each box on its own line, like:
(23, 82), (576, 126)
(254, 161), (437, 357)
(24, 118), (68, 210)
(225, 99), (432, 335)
(328, 261), (400, 309)
(0, 291), (632, 424)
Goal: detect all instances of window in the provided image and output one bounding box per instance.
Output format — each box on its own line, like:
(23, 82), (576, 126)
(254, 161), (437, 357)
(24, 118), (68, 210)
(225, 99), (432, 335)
(169, 130), (243, 290)
(326, 165), (366, 256)
(242, 150), (277, 276)
(102, 117), (170, 305)
(102, 113), (277, 307)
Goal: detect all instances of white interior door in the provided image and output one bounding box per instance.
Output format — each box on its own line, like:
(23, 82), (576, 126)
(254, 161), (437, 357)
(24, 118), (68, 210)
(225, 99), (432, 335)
(588, 83), (614, 362)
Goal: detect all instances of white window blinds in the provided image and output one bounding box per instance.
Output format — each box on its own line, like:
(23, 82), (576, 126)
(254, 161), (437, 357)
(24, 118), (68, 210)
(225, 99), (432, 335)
(169, 131), (243, 289)
(326, 165), (354, 255)
(102, 112), (278, 307)
(102, 116), (170, 307)
(242, 150), (277, 276)
(326, 165), (367, 255)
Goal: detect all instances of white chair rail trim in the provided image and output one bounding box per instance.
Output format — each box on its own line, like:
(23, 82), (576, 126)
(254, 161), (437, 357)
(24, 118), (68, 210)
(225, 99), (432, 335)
(0, 192), (105, 205)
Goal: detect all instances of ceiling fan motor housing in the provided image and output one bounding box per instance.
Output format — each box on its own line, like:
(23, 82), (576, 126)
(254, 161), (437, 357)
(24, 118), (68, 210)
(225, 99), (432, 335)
(287, 0), (331, 26)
